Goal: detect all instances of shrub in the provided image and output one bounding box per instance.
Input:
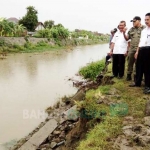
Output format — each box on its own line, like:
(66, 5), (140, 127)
(24, 42), (35, 49)
(36, 41), (48, 47)
(0, 38), (5, 46)
(79, 60), (105, 80)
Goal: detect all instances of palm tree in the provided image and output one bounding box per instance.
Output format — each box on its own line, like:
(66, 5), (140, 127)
(0, 18), (5, 36)
(0, 18), (14, 36)
(14, 24), (26, 37)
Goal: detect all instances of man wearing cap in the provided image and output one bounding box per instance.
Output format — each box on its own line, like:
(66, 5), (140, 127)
(109, 28), (117, 48)
(133, 13), (150, 94)
(123, 16), (145, 81)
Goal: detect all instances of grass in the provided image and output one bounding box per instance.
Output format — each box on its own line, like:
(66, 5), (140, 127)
(76, 61), (148, 150)
(79, 59), (105, 80)
(77, 116), (122, 150)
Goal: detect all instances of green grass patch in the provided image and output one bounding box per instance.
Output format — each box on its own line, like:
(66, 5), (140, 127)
(79, 59), (105, 80)
(77, 116), (122, 150)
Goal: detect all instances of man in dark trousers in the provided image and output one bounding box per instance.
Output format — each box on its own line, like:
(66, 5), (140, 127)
(132, 13), (150, 94)
(110, 21), (129, 78)
(123, 16), (145, 81)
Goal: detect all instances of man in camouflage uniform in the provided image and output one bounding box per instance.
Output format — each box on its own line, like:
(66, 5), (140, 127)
(123, 16), (145, 81)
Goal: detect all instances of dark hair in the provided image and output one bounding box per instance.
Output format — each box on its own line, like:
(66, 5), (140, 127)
(120, 20), (126, 26)
(145, 13), (150, 17)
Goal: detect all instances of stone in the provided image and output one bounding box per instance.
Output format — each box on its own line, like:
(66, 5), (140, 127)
(40, 144), (50, 149)
(52, 138), (61, 143)
(146, 129), (150, 136)
(123, 129), (135, 137)
(63, 105), (79, 121)
(138, 136), (150, 146)
(56, 140), (65, 146)
(145, 100), (150, 116)
(144, 117), (150, 126)
(19, 119), (57, 150)
(59, 131), (66, 139)
(71, 89), (85, 101)
(50, 142), (57, 149)
(122, 126), (133, 130)
(124, 116), (134, 121)
(60, 102), (66, 107)
(120, 145), (136, 150)
(53, 130), (61, 135)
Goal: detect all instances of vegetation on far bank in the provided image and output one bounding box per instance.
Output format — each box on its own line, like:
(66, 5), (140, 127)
(76, 60), (148, 149)
(0, 37), (108, 53)
(0, 5), (109, 54)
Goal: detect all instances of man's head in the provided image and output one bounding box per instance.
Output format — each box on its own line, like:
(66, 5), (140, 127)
(145, 13), (150, 27)
(130, 16), (141, 27)
(118, 21), (126, 31)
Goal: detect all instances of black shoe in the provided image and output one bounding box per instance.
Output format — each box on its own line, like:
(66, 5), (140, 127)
(144, 87), (150, 94)
(143, 87), (149, 91)
(129, 84), (140, 87)
(126, 74), (132, 81)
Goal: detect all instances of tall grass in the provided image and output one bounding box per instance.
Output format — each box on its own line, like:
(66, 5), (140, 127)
(79, 59), (105, 80)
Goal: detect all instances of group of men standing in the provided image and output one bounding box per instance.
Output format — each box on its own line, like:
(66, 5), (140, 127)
(109, 13), (150, 94)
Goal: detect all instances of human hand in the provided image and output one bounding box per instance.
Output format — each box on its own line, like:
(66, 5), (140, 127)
(124, 52), (128, 57)
(134, 52), (138, 59)
(110, 51), (113, 56)
(123, 27), (127, 33)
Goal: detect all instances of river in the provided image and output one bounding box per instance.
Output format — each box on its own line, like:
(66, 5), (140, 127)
(0, 43), (108, 149)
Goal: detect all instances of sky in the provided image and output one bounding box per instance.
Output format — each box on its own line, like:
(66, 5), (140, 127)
(1, 0), (150, 34)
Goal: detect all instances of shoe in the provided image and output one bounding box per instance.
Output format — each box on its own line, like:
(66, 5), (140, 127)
(144, 87), (150, 94)
(129, 84), (140, 87)
(118, 76), (123, 79)
(126, 74), (132, 81)
(143, 87), (149, 91)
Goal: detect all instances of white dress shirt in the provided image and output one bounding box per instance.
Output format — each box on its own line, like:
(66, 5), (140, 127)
(111, 31), (128, 54)
(139, 26), (150, 47)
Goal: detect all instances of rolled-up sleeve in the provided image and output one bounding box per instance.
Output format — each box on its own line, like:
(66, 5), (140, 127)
(111, 35), (116, 43)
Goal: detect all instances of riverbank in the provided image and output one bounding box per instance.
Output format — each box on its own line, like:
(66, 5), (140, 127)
(75, 60), (150, 150)
(0, 37), (108, 54)
(11, 58), (150, 150)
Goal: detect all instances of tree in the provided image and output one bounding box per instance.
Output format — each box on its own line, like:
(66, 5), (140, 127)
(50, 26), (69, 40)
(19, 6), (38, 31)
(13, 24), (26, 37)
(44, 20), (54, 29)
(0, 18), (13, 36)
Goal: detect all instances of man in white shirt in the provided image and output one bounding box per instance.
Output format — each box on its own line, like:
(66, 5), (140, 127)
(132, 13), (150, 94)
(110, 21), (129, 78)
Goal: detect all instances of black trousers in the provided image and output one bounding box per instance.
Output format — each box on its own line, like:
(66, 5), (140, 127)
(112, 54), (125, 77)
(136, 46), (150, 87)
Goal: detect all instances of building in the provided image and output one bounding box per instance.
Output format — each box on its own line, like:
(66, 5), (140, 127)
(35, 22), (45, 31)
(7, 17), (19, 24)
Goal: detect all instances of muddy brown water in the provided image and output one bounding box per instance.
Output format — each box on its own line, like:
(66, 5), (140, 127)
(0, 44), (108, 149)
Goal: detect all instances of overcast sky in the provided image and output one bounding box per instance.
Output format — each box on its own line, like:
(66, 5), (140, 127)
(1, 0), (150, 33)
